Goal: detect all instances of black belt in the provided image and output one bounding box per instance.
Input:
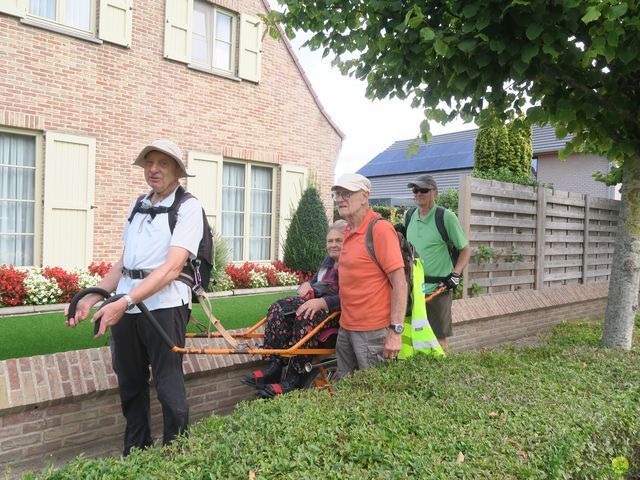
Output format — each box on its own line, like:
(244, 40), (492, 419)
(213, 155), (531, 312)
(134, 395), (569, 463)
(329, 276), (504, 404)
(121, 268), (151, 279)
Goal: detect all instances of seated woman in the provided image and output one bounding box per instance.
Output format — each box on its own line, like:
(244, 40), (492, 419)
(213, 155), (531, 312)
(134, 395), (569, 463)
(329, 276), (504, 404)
(241, 220), (347, 396)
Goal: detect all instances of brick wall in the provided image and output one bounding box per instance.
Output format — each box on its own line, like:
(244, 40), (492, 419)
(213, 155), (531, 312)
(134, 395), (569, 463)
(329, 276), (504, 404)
(0, 284), (608, 477)
(0, 0), (342, 262)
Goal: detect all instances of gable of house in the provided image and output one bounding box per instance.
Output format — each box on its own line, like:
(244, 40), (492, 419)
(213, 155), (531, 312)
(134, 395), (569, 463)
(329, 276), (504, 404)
(0, 0), (342, 268)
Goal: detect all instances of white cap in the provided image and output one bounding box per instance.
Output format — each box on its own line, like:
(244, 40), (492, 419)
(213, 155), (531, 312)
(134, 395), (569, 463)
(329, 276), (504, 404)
(132, 139), (193, 178)
(331, 173), (371, 192)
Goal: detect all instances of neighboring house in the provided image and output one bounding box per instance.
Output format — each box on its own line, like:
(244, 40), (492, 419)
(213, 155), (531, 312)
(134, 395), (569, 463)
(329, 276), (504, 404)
(359, 125), (614, 203)
(0, 0), (343, 268)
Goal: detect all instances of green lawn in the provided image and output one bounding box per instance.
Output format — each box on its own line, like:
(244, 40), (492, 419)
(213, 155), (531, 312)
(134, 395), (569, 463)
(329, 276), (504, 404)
(0, 291), (293, 360)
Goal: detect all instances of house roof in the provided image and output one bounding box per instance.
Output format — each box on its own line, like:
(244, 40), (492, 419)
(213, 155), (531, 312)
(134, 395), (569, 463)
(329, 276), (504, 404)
(261, 0), (345, 140)
(358, 125), (571, 178)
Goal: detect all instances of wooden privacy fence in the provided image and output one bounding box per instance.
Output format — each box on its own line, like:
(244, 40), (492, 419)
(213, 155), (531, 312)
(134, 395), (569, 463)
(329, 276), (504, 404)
(457, 176), (620, 298)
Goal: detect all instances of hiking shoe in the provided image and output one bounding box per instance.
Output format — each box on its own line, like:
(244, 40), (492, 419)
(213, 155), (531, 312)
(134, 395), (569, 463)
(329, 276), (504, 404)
(240, 359), (282, 388)
(257, 370), (302, 398)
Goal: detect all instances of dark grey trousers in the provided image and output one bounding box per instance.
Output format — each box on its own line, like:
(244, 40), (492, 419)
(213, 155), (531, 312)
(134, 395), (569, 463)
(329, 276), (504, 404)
(110, 304), (189, 456)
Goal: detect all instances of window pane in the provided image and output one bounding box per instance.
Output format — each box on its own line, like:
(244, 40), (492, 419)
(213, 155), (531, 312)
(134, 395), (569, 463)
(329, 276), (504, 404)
(65, 0), (91, 30)
(192, 2), (210, 66)
(216, 12), (232, 41)
(222, 164), (245, 261)
(29, 0), (56, 20)
(214, 42), (231, 71)
(249, 167), (272, 261)
(0, 133), (36, 266)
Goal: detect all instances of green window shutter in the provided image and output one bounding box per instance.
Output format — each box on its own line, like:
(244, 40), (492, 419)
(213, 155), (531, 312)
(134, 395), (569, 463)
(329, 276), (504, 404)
(98, 0), (133, 47)
(164, 0), (193, 63)
(0, 0), (26, 17)
(238, 13), (262, 82)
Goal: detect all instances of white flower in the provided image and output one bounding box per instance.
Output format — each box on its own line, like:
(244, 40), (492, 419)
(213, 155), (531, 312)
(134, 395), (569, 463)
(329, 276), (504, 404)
(24, 269), (62, 305)
(276, 271), (299, 286)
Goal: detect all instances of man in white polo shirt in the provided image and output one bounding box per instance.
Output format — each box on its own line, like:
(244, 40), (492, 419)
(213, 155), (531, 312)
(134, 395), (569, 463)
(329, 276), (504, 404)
(66, 139), (203, 455)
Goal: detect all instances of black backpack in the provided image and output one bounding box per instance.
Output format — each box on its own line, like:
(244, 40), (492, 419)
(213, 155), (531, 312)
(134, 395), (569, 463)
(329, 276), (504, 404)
(365, 215), (417, 317)
(127, 186), (214, 302)
(404, 205), (460, 283)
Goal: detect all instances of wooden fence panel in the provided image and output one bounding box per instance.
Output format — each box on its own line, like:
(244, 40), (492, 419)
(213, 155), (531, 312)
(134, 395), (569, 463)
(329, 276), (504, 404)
(459, 177), (621, 298)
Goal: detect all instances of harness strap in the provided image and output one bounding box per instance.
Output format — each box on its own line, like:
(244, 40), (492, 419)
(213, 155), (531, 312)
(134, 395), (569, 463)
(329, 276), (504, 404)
(121, 268), (152, 279)
(424, 275), (448, 283)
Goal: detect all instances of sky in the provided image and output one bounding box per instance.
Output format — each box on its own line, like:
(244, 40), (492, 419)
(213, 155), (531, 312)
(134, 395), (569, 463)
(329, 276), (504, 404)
(286, 35), (476, 177)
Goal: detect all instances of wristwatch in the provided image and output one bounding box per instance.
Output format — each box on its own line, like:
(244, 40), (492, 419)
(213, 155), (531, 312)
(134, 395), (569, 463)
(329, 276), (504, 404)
(123, 294), (135, 310)
(388, 323), (404, 334)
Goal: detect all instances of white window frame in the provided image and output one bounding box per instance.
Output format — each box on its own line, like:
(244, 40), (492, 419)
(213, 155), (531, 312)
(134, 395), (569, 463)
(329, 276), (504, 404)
(221, 160), (275, 263)
(26, 0), (97, 35)
(191, 1), (237, 76)
(0, 127), (43, 267)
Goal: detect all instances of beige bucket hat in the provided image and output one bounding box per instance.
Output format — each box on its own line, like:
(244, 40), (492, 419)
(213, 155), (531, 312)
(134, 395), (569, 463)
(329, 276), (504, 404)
(133, 139), (193, 178)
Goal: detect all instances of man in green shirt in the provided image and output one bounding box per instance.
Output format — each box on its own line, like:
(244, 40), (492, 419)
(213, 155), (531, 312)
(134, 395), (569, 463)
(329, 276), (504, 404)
(405, 174), (471, 351)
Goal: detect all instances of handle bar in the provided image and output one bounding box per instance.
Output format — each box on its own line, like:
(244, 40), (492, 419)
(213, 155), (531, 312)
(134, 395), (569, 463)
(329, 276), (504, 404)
(66, 287), (175, 350)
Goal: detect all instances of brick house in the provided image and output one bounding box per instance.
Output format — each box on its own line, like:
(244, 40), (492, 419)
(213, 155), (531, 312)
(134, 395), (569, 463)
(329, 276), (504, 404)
(0, 0), (343, 269)
(358, 125), (615, 204)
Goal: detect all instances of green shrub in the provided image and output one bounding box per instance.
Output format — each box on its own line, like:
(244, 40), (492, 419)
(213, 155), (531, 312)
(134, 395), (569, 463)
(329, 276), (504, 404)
(32, 321), (639, 479)
(283, 186), (329, 274)
(435, 188), (459, 215)
(473, 166), (544, 187)
(208, 233), (231, 291)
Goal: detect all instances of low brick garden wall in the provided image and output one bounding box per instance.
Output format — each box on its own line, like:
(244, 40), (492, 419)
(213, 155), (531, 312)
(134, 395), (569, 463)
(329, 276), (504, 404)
(0, 284), (609, 478)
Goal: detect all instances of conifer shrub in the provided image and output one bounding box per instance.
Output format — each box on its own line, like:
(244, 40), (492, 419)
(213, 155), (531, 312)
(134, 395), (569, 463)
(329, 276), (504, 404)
(283, 186), (328, 274)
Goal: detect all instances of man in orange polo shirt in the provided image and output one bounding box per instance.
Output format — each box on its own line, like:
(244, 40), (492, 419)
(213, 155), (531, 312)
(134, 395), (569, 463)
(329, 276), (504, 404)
(332, 173), (407, 378)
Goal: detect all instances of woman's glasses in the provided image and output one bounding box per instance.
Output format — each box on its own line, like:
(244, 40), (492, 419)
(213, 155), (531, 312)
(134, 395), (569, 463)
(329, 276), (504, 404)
(412, 187), (432, 194)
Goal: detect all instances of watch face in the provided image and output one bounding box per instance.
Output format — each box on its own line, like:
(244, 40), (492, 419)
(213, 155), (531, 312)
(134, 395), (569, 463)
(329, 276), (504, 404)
(390, 324), (404, 334)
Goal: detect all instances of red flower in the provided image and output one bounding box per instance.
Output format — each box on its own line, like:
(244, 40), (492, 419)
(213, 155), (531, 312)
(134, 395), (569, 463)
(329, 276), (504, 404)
(42, 267), (80, 303)
(0, 265), (28, 307)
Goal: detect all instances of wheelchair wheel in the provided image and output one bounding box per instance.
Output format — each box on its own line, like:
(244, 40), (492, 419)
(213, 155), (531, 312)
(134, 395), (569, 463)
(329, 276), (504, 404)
(302, 357), (337, 391)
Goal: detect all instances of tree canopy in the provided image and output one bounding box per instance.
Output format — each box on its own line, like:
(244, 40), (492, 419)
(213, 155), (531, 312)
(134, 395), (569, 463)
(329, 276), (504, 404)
(269, 0), (640, 349)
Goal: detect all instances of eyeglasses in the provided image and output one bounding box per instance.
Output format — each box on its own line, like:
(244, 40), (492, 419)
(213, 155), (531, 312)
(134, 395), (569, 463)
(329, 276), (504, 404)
(332, 190), (355, 201)
(412, 187), (432, 194)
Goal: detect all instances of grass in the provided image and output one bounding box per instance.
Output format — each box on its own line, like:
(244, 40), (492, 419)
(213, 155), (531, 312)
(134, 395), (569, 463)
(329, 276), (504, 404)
(0, 291), (293, 360)
(27, 319), (639, 480)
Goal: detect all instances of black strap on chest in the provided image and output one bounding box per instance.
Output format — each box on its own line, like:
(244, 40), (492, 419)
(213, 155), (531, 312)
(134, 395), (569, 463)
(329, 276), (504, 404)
(127, 186), (189, 233)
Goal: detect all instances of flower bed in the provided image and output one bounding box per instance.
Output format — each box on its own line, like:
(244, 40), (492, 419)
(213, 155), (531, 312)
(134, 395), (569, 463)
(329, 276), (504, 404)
(0, 261), (309, 307)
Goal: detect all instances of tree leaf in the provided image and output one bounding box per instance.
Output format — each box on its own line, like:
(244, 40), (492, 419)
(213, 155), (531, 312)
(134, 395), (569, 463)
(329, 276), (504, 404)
(526, 24), (543, 40)
(608, 3), (628, 19)
(434, 39), (450, 56)
(420, 27), (435, 41)
(405, 141), (420, 159)
(581, 6), (601, 24)
(463, 3), (480, 18)
(458, 39), (477, 53)
(521, 44), (539, 63)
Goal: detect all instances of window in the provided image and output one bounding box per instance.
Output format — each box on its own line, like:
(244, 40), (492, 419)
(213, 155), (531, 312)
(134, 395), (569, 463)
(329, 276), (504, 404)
(164, 0), (262, 82)
(0, 132), (38, 266)
(28, 0), (95, 33)
(221, 163), (273, 261)
(192, 1), (235, 73)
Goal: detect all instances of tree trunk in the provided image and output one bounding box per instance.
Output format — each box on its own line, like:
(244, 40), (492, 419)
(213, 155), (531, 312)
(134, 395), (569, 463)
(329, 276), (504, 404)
(602, 158), (640, 349)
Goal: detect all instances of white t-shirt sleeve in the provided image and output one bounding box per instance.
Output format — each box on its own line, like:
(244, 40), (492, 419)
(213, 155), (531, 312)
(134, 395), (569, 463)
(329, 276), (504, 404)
(171, 196), (203, 258)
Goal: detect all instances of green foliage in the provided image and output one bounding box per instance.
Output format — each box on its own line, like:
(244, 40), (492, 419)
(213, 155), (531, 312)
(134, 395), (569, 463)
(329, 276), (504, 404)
(370, 204), (393, 220)
(469, 282), (484, 297)
(210, 233), (230, 290)
(474, 113), (533, 181)
(32, 321), (639, 479)
(435, 188), (459, 215)
(283, 186), (329, 274)
(473, 166), (545, 187)
(472, 244), (525, 263)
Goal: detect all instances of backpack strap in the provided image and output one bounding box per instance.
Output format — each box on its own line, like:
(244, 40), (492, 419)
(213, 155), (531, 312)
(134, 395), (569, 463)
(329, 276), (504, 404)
(365, 215), (384, 273)
(127, 186), (190, 232)
(435, 205), (460, 268)
(127, 192), (150, 223)
(404, 206), (417, 232)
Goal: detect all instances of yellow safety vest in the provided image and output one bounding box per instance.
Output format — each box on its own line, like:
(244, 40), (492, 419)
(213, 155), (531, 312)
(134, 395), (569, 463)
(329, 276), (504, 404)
(398, 258), (445, 359)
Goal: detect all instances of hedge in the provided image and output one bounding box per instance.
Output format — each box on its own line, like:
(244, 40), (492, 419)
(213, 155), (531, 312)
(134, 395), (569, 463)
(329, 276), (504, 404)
(29, 320), (639, 479)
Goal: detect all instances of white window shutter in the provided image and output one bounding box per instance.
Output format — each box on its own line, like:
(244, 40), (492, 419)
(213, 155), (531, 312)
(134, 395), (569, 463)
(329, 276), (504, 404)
(164, 0), (193, 63)
(278, 165), (307, 259)
(98, 0), (133, 47)
(0, 0), (26, 17)
(43, 133), (96, 269)
(186, 152), (223, 234)
(238, 13), (262, 83)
